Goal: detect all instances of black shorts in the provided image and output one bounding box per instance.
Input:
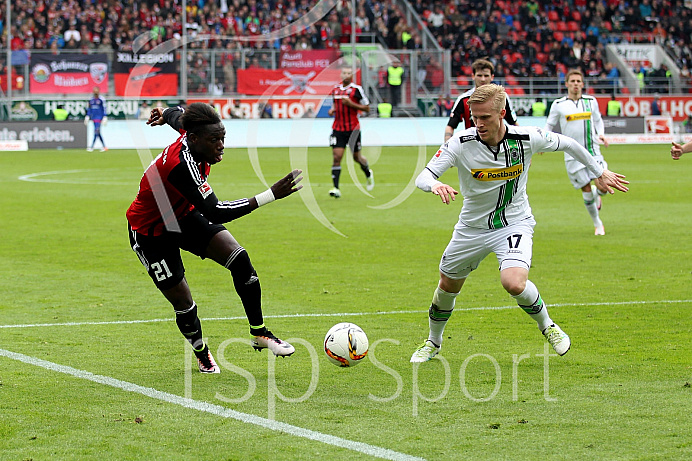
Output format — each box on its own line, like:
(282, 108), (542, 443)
(128, 210), (226, 290)
(330, 130), (361, 152)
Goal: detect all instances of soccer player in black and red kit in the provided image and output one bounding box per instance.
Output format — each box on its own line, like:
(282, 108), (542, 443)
(127, 103), (303, 373)
(327, 67), (373, 198)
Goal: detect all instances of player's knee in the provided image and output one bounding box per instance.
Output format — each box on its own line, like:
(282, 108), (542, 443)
(502, 279), (526, 296)
(224, 247), (258, 285)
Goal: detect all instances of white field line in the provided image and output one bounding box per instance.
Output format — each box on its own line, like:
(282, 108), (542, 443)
(0, 348), (426, 461)
(0, 300), (689, 330)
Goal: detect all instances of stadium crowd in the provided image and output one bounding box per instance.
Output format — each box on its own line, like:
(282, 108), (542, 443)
(0, 0), (690, 94)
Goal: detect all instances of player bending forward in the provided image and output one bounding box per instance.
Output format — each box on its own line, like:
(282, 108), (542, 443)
(127, 103), (303, 373)
(411, 84), (628, 363)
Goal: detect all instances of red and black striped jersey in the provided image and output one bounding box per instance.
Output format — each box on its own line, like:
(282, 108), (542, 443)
(447, 87), (518, 130)
(330, 82), (369, 131)
(126, 107), (254, 236)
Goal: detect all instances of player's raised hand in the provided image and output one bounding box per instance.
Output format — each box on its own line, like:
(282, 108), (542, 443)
(671, 142), (685, 160)
(431, 182), (459, 205)
(271, 169), (303, 199)
(147, 107), (166, 126)
(595, 168), (629, 194)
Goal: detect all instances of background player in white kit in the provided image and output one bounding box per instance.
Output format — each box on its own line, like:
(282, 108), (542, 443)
(545, 70), (610, 236)
(411, 84), (629, 363)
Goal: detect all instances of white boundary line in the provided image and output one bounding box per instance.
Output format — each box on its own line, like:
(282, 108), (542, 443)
(0, 347), (425, 461)
(1, 300), (689, 330)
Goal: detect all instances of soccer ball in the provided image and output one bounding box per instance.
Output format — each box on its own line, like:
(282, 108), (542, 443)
(324, 322), (369, 367)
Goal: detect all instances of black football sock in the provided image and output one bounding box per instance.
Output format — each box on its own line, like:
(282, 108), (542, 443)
(225, 247), (264, 330)
(359, 161), (371, 177)
(175, 303), (204, 350)
(331, 166), (341, 188)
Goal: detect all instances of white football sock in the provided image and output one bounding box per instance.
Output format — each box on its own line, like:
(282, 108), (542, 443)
(583, 191), (602, 227)
(428, 286), (458, 345)
(513, 280), (553, 331)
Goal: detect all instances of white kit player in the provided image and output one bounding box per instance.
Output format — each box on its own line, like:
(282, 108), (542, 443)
(546, 69), (610, 235)
(410, 84), (629, 363)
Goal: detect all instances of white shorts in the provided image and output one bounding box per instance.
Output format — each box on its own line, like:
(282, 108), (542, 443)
(439, 218), (536, 280)
(565, 155), (607, 189)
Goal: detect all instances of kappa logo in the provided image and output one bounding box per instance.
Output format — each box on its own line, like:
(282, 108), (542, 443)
(198, 181), (213, 198)
(435, 149), (442, 157)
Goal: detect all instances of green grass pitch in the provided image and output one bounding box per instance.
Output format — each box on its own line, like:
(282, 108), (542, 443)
(1, 143), (690, 460)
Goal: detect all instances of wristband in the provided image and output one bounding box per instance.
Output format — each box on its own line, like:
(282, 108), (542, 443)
(254, 189), (275, 207)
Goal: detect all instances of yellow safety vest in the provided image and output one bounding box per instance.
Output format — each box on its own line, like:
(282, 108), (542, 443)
(607, 100), (621, 116)
(531, 101), (546, 116)
(378, 102), (392, 118)
(388, 66), (403, 86)
(53, 108), (68, 121)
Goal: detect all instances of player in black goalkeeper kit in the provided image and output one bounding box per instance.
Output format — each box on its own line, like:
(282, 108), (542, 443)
(126, 103), (303, 373)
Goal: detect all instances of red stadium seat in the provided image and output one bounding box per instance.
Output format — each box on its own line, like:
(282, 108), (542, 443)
(603, 21), (612, 31)
(621, 86), (630, 94)
(548, 10), (559, 22)
(553, 31), (564, 42)
(536, 52), (548, 64)
(572, 11), (582, 21)
(557, 21), (568, 32)
(568, 21), (579, 32)
(531, 63), (544, 76)
(456, 75), (469, 86)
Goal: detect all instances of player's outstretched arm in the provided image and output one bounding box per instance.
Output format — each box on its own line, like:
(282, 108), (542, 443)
(594, 168), (629, 194)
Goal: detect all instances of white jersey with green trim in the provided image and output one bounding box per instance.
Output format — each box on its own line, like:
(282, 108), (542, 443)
(545, 94), (605, 161)
(417, 125), (604, 230)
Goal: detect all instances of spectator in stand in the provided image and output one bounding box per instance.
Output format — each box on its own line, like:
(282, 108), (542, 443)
(437, 95), (454, 117)
(651, 95), (662, 115)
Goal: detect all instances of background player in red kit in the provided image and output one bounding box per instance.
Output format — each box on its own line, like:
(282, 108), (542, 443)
(327, 67), (373, 198)
(126, 103), (303, 373)
(443, 59), (518, 142)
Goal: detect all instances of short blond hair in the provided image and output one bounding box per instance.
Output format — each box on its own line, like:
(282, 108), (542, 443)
(468, 83), (506, 113)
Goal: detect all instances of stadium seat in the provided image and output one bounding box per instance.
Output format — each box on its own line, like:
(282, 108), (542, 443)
(548, 10), (559, 22)
(456, 75), (469, 86)
(568, 21), (579, 32)
(603, 21), (612, 31)
(531, 63), (544, 76)
(621, 86), (630, 94)
(572, 11), (582, 21)
(536, 52), (548, 64)
(557, 21), (568, 32)
(553, 31), (564, 42)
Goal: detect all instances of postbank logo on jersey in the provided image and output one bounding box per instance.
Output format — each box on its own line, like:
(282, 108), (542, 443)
(471, 164), (523, 181)
(565, 112), (591, 122)
(198, 181), (213, 198)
